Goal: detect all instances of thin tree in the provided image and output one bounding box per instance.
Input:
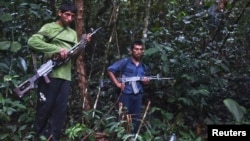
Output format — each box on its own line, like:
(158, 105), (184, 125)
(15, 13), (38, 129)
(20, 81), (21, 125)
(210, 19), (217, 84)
(75, 0), (91, 111)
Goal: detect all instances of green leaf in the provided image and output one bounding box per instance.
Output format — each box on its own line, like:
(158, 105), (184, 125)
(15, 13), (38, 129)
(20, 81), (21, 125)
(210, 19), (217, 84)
(223, 98), (246, 122)
(163, 45), (175, 52)
(144, 47), (159, 56)
(161, 55), (168, 62)
(18, 57), (28, 72)
(6, 107), (16, 116)
(0, 41), (10, 50)
(0, 13), (13, 22)
(10, 41), (22, 52)
(0, 63), (9, 71)
(3, 75), (12, 82)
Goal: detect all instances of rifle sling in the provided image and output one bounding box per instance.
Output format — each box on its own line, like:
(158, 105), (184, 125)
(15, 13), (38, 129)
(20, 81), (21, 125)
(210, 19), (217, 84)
(56, 38), (76, 46)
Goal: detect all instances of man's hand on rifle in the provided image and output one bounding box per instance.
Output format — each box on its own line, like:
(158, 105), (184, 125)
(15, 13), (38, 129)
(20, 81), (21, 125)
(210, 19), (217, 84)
(116, 82), (125, 91)
(82, 33), (92, 42)
(86, 33), (92, 42)
(78, 33), (92, 49)
(142, 77), (150, 85)
(51, 48), (68, 61)
(60, 48), (68, 59)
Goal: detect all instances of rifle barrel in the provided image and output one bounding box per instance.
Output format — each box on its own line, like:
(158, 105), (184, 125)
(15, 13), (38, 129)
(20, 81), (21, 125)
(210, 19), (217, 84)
(148, 77), (174, 80)
(90, 27), (102, 36)
(68, 27), (102, 54)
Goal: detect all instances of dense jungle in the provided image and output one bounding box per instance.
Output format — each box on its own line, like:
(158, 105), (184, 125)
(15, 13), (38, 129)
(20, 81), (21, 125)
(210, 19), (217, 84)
(0, 0), (250, 141)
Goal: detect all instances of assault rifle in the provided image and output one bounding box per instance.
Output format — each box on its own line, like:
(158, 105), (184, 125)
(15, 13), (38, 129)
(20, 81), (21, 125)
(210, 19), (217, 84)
(14, 27), (102, 98)
(100, 74), (174, 93)
(118, 74), (173, 82)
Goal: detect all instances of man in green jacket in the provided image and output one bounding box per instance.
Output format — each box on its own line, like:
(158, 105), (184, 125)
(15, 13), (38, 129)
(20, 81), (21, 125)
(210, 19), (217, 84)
(28, 2), (91, 141)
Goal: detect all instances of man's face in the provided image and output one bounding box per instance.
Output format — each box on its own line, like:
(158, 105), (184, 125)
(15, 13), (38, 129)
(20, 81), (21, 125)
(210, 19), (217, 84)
(131, 45), (144, 60)
(58, 10), (75, 26)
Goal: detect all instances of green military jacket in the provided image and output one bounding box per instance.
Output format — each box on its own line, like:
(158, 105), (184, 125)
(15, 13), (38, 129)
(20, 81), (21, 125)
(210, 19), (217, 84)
(28, 22), (77, 81)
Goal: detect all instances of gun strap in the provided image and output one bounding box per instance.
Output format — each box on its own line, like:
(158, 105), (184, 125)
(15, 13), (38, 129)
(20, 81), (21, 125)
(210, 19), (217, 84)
(31, 52), (38, 71)
(37, 27), (66, 43)
(56, 38), (76, 46)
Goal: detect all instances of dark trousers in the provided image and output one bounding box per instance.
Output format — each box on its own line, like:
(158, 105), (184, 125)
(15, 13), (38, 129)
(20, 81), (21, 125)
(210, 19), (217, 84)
(34, 77), (70, 140)
(119, 93), (142, 133)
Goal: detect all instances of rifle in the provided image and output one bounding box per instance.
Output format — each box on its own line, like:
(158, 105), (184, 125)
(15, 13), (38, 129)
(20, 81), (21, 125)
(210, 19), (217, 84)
(14, 27), (102, 98)
(100, 74), (174, 93)
(118, 74), (173, 83)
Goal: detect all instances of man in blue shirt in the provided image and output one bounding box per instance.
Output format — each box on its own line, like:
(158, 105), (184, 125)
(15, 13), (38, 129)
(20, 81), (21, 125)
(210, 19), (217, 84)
(107, 40), (150, 134)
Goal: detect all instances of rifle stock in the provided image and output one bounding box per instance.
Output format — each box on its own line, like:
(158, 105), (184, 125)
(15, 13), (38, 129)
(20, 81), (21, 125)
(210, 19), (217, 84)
(14, 27), (101, 97)
(14, 74), (39, 98)
(14, 60), (55, 97)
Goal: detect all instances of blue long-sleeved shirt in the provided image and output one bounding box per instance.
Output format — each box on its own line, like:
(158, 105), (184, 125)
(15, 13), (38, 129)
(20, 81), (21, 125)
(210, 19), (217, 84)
(107, 57), (148, 94)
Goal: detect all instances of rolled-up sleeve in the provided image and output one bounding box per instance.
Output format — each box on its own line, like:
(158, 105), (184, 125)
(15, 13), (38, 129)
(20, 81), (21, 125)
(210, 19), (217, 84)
(107, 60), (120, 73)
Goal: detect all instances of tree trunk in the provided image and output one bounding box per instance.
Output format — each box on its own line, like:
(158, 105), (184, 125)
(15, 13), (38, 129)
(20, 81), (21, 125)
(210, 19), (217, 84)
(75, 0), (91, 111)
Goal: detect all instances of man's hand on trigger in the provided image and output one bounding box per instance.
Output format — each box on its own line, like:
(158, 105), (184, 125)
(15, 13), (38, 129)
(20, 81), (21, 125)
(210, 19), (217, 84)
(86, 33), (91, 42)
(142, 77), (150, 85)
(60, 48), (68, 59)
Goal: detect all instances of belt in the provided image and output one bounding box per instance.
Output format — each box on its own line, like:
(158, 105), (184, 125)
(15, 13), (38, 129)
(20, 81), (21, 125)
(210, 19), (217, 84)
(123, 91), (143, 95)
